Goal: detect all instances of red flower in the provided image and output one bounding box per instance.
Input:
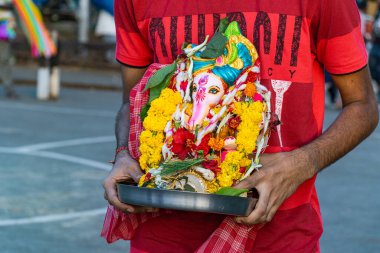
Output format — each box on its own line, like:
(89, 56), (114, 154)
(202, 159), (221, 173)
(145, 172), (152, 181)
(246, 70), (259, 83)
(180, 80), (188, 92)
(195, 133), (211, 157)
(171, 128), (195, 160)
(227, 116), (241, 129)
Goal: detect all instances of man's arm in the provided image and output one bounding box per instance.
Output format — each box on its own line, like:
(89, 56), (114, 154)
(115, 65), (147, 149)
(235, 66), (379, 225)
(103, 65), (157, 213)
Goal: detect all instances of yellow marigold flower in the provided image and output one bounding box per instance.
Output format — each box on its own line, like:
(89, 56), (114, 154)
(208, 137), (224, 151)
(218, 151), (245, 187)
(138, 174), (147, 186)
(139, 154), (148, 171)
(217, 174), (233, 188)
(139, 88), (182, 171)
(233, 102), (244, 116)
(212, 106), (222, 115)
(150, 153), (162, 165)
(206, 180), (220, 193)
(185, 103), (193, 116)
(232, 101), (264, 154)
(140, 130), (153, 142)
(240, 157), (252, 168)
(244, 82), (256, 98)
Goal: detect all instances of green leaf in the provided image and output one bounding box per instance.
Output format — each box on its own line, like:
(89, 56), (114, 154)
(140, 103), (151, 121)
(174, 121), (181, 129)
(218, 18), (230, 33)
(181, 42), (190, 49)
(194, 124), (200, 138)
(141, 181), (150, 188)
(215, 187), (249, 196)
(200, 32), (228, 59)
(143, 62), (176, 91)
(160, 158), (204, 176)
(140, 63), (177, 121)
(149, 66), (176, 102)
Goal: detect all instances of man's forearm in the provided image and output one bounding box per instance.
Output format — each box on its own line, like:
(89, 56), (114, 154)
(114, 65), (147, 156)
(300, 92), (379, 177)
(115, 102), (130, 149)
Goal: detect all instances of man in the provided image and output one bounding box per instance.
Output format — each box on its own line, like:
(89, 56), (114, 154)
(103, 0), (379, 252)
(0, 0), (17, 98)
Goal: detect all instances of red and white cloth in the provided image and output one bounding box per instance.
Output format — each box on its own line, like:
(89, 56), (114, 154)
(101, 63), (263, 252)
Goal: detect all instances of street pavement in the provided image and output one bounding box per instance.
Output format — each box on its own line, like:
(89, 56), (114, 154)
(0, 83), (379, 253)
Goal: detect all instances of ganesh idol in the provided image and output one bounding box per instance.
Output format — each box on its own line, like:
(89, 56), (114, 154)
(139, 21), (272, 193)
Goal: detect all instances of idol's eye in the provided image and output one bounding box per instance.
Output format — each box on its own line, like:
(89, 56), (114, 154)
(209, 87), (220, 95)
(192, 84), (197, 92)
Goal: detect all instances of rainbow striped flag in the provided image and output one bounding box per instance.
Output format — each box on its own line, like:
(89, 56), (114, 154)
(13, 0), (56, 58)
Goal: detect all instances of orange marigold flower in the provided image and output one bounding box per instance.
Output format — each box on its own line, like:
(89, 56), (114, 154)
(244, 82), (256, 98)
(208, 137), (224, 151)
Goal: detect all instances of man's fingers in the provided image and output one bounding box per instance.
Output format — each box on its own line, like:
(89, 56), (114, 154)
(107, 190), (157, 214)
(130, 206), (159, 213)
(103, 179), (133, 212)
(234, 175), (259, 190)
(235, 185), (270, 225)
(129, 171), (144, 183)
(265, 205), (278, 223)
(103, 178), (159, 214)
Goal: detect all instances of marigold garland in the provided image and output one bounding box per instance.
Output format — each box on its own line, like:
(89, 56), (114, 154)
(233, 101), (264, 154)
(217, 151), (250, 187)
(139, 88), (182, 171)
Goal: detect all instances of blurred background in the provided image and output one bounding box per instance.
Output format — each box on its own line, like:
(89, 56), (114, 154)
(0, 0), (379, 252)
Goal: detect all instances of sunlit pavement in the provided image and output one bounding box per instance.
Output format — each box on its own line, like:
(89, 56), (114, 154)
(0, 85), (379, 253)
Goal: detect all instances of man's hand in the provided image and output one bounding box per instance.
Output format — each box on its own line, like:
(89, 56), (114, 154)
(234, 66), (379, 225)
(234, 150), (314, 225)
(103, 152), (158, 214)
(103, 64), (153, 214)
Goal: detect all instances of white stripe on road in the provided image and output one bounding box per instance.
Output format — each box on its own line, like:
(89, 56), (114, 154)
(16, 136), (114, 152)
(0, 208), (106, 226)
(0, 149), (111, 171)
(0, 101), (116, 117)
(28, 151), (112, 171)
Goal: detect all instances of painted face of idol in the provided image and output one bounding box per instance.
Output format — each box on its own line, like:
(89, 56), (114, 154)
(188, 72), (226, 130)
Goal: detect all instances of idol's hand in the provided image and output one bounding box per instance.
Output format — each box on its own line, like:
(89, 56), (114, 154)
(233, 150), (315, 225)
(103, 152), (159, 214)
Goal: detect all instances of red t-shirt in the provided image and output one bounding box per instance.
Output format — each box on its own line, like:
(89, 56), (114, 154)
(114, 0), (367, 252)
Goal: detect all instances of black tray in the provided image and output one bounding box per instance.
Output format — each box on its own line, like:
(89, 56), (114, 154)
(117, 182), (259, 216)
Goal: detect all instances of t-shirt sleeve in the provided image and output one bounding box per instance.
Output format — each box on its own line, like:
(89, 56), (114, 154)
(114, 0), (153, 67)
(316, 0), (367, 75)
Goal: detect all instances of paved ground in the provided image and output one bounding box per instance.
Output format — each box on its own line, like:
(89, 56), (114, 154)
(318, 105), (380, 253)
(0, 86), (127, 253)
(0, 84), (379, 253)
